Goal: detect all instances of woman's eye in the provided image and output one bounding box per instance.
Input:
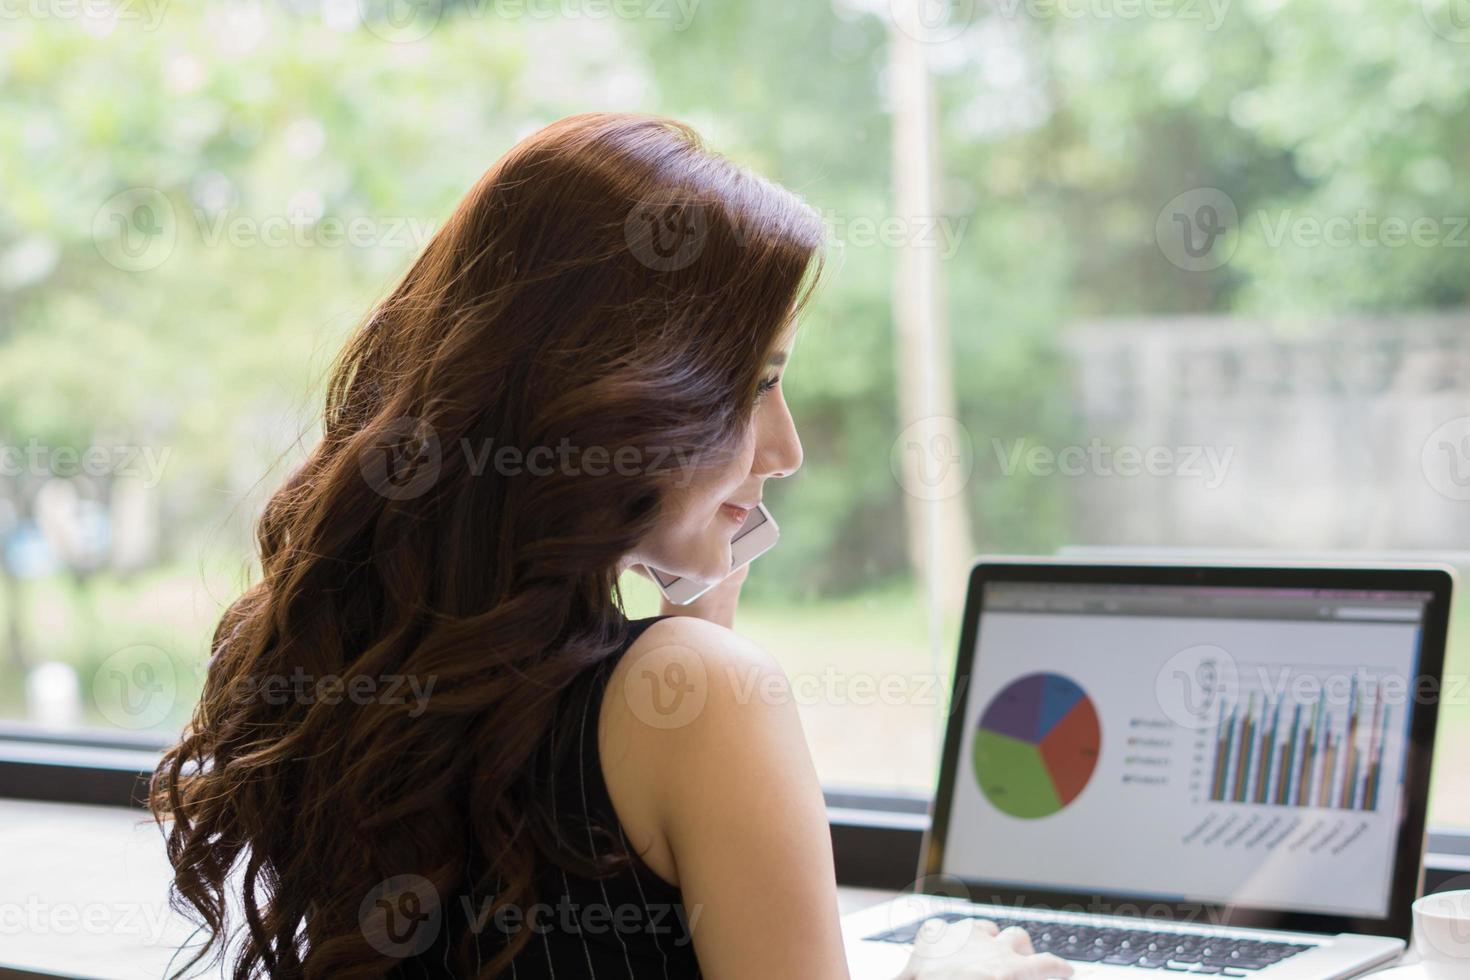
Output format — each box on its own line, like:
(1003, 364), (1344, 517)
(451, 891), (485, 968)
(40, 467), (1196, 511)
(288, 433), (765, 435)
(756, 375), (780, 397)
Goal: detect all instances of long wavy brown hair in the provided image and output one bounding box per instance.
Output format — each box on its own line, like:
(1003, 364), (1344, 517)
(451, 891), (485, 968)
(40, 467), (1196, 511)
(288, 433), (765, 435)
(151, 112), (825, 978)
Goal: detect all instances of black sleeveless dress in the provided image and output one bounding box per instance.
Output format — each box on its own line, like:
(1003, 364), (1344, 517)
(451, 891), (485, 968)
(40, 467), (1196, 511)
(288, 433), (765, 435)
(401, 615), (704, 979)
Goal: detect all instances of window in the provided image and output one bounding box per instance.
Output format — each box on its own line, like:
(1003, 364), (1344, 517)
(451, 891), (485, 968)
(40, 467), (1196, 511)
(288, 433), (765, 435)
(2, 0), (1465, 835)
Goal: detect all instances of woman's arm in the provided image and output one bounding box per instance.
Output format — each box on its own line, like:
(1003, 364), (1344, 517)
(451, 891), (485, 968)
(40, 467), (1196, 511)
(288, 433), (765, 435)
(601, 614), (849, 980)
(602, 601), (1074, 980)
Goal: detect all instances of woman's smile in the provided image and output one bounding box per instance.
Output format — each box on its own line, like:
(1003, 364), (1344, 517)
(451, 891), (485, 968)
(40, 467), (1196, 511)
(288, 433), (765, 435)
(720, 502), (753, 526)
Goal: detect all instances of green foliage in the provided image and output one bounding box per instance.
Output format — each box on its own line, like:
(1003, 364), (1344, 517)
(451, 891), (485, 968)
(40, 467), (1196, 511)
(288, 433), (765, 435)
(2, 4), (1468, 813)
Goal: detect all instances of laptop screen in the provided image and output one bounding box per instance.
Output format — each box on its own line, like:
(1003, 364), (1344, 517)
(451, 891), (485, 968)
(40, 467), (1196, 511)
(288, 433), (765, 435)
(940, 579), (1436, 921)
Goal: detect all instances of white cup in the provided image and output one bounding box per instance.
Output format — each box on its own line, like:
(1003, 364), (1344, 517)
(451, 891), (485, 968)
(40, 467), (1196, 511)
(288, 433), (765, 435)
(1411, 889), (1470, 979)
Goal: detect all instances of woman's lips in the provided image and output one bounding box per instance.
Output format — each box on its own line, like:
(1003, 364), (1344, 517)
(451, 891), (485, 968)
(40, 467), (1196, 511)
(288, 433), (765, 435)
(719, 503), (751, 526)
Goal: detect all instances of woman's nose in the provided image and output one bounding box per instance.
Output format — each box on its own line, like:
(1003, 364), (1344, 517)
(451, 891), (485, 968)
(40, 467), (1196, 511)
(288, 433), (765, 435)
(755, 402), (803, 479)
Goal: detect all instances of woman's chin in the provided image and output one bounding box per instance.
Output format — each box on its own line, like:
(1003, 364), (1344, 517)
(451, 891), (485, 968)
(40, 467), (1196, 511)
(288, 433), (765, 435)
(686, 549), (733, 586)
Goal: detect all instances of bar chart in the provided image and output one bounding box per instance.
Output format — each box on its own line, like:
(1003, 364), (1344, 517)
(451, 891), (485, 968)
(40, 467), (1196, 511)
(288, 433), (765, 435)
(1205, 673), (1392, 811)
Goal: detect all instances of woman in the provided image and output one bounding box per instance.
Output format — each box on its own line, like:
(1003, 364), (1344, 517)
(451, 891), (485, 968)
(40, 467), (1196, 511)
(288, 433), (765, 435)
(152, 112), (1073, 980)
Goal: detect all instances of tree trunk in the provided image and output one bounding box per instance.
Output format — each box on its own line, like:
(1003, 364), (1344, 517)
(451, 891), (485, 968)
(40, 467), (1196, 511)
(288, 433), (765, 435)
(888, 11), (974, 619)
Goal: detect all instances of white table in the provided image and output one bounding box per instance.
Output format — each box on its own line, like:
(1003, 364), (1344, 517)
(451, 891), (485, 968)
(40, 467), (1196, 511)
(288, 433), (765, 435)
(0, 799), (895, 979)
(0, 800), (1415, 979)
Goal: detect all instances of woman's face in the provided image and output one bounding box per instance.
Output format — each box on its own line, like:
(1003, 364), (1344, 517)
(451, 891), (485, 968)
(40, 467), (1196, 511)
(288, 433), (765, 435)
(632, 346), (803, 585)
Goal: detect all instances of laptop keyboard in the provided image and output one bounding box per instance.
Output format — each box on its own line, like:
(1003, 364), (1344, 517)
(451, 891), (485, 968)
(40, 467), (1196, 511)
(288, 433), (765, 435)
(864, 911), (1316, 974)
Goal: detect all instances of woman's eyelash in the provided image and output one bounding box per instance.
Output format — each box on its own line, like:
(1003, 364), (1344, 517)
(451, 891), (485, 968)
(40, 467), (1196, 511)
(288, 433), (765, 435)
(756, 375), (780, 394)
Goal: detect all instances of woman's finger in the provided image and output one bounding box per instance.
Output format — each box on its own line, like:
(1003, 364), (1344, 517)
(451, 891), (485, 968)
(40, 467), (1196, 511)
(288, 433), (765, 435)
(996, 925), (1034, 954)
(969, 917), (1001, 937)
(907, 916), (974, 963)
(1020, 952), (1075, 979)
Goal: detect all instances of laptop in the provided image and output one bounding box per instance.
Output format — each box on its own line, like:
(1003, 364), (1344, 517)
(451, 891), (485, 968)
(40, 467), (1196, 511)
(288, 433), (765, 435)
(843, 558), (1454, 979)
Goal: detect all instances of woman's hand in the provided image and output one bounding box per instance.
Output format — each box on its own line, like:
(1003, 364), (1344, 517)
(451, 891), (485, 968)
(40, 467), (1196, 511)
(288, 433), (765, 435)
(898, 918), (1075, 980)
(657, 562), (748, 630)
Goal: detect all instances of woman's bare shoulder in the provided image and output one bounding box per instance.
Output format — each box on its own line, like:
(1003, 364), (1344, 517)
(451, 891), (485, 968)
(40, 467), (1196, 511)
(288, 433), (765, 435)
(598, 614), (807, 887)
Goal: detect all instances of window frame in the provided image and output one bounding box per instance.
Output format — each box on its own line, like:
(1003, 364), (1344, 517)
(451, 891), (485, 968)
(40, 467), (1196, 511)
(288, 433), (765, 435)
(3, 729), (1465, 894)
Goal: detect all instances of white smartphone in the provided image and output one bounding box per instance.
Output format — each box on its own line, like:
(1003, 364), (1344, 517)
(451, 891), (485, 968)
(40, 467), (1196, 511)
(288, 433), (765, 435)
(646, 503), (780, 605)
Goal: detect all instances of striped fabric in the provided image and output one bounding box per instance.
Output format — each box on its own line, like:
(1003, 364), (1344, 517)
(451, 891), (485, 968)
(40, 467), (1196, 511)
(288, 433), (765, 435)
(402, 616), (703, 980)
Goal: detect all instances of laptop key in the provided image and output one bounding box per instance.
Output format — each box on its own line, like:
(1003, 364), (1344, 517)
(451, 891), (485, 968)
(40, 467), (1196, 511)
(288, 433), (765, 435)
(865, 913), (1317, 972)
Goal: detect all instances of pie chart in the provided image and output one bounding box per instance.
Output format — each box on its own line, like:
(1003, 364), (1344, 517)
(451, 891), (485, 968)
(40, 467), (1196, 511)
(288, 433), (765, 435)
(973, 672), (1101, 819)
